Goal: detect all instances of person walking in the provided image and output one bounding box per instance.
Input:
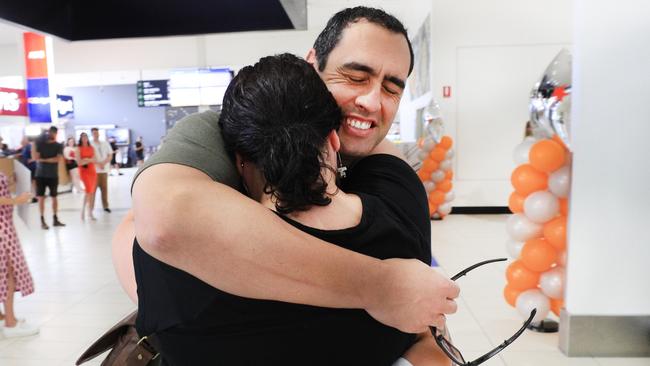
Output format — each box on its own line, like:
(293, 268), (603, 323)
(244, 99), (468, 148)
(33, 126), (65, 229)
(90, 128), (112, 213)
(77, 133), (97, 220)
(63, 137), (84, 193)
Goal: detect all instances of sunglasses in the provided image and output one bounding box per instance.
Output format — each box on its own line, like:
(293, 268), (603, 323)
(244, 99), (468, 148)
(430, 258), (537, 366)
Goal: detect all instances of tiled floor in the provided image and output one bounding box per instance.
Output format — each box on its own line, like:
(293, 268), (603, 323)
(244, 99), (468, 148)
(0, 167), (648, 365)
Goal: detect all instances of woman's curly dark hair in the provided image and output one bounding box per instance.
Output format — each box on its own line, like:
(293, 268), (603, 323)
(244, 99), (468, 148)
(219, 53), (342, 214)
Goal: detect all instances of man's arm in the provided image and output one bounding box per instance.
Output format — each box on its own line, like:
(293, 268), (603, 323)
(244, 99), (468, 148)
(401, 331), (452, 366)
(129, 163), (458, 333)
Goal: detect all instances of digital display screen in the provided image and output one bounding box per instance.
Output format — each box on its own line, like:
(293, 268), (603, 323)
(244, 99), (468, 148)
(137, 80), (170, 107)
(169, 68), (232, 107)
(106, 128), (130, 145)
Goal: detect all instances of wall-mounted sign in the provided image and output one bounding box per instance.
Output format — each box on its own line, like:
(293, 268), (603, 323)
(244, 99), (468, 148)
(0, 87), (28, 116)
(26, 78), (52, 122)
(56, 94), (74, 118)
(137, 80), (170, 107)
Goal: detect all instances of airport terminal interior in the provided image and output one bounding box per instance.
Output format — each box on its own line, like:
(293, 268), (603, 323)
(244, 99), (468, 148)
(0, 0), (648, 365)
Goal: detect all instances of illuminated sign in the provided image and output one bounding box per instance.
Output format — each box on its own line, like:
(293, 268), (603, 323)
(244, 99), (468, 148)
(136, 80), (170, 107)
(23, 32), (53, 123)
(0, 87), (28, 116)
(26, 78), (52, 122)
(56, 94), (74, 118)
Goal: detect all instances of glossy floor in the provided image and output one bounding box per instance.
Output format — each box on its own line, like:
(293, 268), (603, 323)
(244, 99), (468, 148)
(0, 168), (647, 365)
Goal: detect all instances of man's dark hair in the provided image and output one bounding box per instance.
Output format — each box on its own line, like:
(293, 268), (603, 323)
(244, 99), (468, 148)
(90, 127), (99, 132)
(49, 126), (58, 134)
(219, 53), (342, 214)
(313, 6), (414, 76)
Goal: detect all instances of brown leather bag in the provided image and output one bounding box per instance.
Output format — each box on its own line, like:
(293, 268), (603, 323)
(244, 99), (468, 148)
(76, 310), (160, 366)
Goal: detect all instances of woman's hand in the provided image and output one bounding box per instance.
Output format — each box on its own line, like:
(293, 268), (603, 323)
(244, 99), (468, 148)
(14, 192), (32, 205)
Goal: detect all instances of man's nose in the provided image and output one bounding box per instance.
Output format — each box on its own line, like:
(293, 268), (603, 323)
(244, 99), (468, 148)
(355, 84), (381, 114)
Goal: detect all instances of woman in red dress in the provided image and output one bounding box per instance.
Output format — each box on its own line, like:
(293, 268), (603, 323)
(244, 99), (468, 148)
(76, 132), (97, 220)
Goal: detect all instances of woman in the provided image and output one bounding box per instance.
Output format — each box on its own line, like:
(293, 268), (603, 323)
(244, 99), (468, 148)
(76, 133), (97, 220)
(63, 137), (84, 193)
(0, 173), (39, 338)
(133, 54), (448, 365)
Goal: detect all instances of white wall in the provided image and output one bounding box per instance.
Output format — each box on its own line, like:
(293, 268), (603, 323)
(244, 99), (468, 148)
(565, 0), (650, 316)
(0, 44), (22, 77)
(431, 0), (572, 206)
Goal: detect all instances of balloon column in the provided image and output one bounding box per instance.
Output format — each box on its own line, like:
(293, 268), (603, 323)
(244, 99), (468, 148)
(504, 49), (573, 325)
(416, 112), (455, 219)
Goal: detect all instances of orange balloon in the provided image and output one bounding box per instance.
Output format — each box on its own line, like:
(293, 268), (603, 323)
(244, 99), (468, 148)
(544, 216), (567, 251)
(552, 134), (568, 151)
(529, 139), (566, 173)
(437, 179), (452, 193)
(417, 170), (430, 182)
(508, 191), (525, 213)
(439, 136), (453, 150)
(506, 260), (541, 291)
(559, 198), (569, 216)
(429, 147), (446, 162)
(511, 164), (548, 196)
(428, 202), (437, 216)
(550, 298), (564, 316)
(445, 170), (453, 180)
(521, 238), (558, 272)
(428, 190), (446, 205)
(503, 284), (522, 307)
(422, 158), (440, 173)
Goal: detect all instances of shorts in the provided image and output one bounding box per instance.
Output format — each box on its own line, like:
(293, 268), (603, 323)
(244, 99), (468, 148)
(35, 177), (59, 197)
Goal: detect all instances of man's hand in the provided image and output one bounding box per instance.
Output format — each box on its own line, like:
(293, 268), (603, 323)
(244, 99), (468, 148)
(365, 258), (459, 334)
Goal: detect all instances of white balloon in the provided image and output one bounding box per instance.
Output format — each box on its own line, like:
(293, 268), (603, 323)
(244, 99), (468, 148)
(558, 250), (567, 267)
(430, 170), (446, 183)
(444, 190), (455, 203)
(438, 202), (452, 216)
(418, 151), (430, 162)
(445, 148), (455, 159)
(523, 191), (559, 224)
(516, 289), (551, 324)
(539, 266), (565, 299)
(432, 213), (441, 219)
(513, 138), (536, 165)
(422, 181), (435, 193)
(548, 166), (571, 198)
(505, 239), (525, 259)
(422, 139), (436, 152)
(439, 159), (453, 172)
(506, 213), (543, 242)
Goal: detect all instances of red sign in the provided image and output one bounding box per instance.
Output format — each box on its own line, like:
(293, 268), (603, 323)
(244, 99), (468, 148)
(0, 87), (28, 116)
(443, 86), (451, 98)
(23, 32), (49, 79)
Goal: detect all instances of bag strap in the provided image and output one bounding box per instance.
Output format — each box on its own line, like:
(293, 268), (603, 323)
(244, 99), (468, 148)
(76, 311), (138, 365)
(125, 336), (161, 365)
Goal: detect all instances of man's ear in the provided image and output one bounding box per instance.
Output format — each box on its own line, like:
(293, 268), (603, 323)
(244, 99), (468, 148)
(305, 48), (318, 69)
(235, 153), (244, 175)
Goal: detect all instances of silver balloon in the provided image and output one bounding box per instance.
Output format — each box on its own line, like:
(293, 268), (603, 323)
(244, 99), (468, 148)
(539, 266), (565, 299)
(430, 170), (446, 183)
(423, 181), (435, 193)
(421, 139), (436, 152)
(438, 202), (452, 216)
(444, 190), (455, 203)
(439, 159), (453, 172)
(516, 289), (550, 324)
(529, 48), (572, 150)
(548, 166), (571, 198)
(505, 239), (524, 259)
(506, 213), (543, 242)
(417, 150), (430, 162)
(445, 148), (454, 159)
(523, 191), (560, 224)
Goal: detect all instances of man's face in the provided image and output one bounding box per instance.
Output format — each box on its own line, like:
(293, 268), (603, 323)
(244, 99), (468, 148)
(92, 130), (99, 140)
(309, 20), (410, 157)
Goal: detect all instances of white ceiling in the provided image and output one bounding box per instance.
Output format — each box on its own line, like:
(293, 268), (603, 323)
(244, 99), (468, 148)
(0, 1), (431, 47)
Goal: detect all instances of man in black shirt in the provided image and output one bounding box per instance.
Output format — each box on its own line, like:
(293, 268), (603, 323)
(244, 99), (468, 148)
(33, 126), (65, 229)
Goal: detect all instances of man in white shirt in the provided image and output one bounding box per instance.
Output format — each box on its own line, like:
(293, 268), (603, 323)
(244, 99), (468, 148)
(90, 128), (113, 213)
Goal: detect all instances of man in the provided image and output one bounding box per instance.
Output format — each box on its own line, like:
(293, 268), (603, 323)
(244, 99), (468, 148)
(33, 126), (65, 229)
(115, 6), (459, 338)
(90, 128), (113, 213)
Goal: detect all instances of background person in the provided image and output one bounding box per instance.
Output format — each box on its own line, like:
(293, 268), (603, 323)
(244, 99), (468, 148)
(90, 128), (112, 213)
(134, 136), (144, 167)
(33, 126), (65, 229)
(63, 137), (83, 193)
(77, 133), (97, 221)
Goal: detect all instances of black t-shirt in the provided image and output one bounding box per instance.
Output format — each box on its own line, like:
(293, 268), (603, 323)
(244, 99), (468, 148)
(135, 141), (144, 159)
(134, 154), (431, 366)
(35, 140), (63, 178)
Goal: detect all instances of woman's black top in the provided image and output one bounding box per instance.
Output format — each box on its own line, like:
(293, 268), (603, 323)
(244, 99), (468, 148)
(135, 141), (144, 160)
(134, 154), (432, 366)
